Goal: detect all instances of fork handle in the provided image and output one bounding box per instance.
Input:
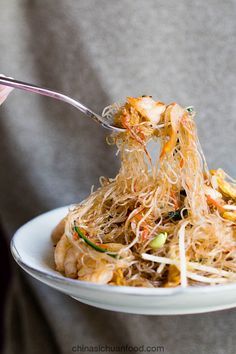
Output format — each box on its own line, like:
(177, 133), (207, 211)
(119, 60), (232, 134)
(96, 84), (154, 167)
(0, 76), (104, 126)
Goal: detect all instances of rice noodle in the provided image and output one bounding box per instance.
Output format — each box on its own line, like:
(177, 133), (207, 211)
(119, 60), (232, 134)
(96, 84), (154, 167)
(54, 96), (236, 287)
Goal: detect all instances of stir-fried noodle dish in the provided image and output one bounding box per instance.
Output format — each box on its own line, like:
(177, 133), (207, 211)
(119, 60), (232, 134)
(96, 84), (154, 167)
(52, 96), (236, 287)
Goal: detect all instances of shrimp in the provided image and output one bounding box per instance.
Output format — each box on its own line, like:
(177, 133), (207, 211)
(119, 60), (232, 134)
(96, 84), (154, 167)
(76, 243), (132, 284)
(51, 217), (66, 245)
(127, 96), (166, 125)
(64, 247), (79, 278)
(80, 268), (114, 284)
(54, 234), (71, 272)
(55, 235), (83, 278)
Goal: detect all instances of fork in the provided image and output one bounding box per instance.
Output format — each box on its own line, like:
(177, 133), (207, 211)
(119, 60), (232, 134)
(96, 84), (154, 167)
(0, 76), (124, 131)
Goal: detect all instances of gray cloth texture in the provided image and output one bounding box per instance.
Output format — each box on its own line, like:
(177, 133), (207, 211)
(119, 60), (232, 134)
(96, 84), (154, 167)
(0, 0), (236, 353)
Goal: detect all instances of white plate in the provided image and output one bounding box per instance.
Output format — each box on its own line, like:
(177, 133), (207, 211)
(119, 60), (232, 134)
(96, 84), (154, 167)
(11, 206), (236, 315)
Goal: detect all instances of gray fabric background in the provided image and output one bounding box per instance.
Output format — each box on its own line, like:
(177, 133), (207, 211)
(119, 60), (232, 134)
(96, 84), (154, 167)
(0, 1), (236, 353)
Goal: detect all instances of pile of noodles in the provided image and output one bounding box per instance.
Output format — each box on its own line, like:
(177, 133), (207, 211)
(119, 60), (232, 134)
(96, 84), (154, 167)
(62, 98), (236, 287)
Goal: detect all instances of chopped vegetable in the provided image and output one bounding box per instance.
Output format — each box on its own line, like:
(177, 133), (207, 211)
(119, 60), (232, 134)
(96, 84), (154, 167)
(168, 209), (188, 221)
(222, 211), (236, 222)
(170, 190), (179, 209)
(185, 106), (195, 114)
(149, 232), (168, 250)
(74, 226), (117, 258)
(206, 195), (225, 213)
(217, 178), (236, 200)
(211, 169), (236, 200)
(141, 229), (149, 242)
(160, 103), (185, 159)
